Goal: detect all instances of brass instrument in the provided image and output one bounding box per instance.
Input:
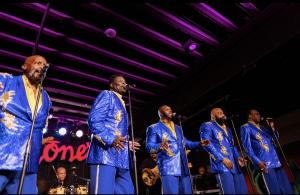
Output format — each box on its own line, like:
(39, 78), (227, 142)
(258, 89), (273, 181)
(142, 165), (160, 187)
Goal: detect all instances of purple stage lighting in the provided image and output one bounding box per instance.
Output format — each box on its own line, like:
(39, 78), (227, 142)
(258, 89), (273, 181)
(183, 39), (199, 52)
(189, 43), (198, 51)
(104, 28), (117, 38)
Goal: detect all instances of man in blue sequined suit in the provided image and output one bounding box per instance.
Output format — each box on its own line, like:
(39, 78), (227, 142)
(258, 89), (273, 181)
(87, 74), (140, 194)
(240, 109), (293, 194)
(0, 55), (51, 194)
(199, 108), (248, 194)
(146, 105), (209, 194)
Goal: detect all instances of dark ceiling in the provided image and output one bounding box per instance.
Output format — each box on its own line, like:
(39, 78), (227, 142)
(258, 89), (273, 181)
(0, 2), (299, 139)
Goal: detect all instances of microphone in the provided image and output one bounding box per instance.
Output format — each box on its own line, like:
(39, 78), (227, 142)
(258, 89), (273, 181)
(42, 63), (50, 73)
(125, 83), (136, 89)
(225, 114), (239, 120)
(172, 113), (187, 120)
(104, 28), (117, 38)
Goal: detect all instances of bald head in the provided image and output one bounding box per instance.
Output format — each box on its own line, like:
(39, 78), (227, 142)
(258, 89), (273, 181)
(211, 108), (223, 120)
(56, 167), (66, 181)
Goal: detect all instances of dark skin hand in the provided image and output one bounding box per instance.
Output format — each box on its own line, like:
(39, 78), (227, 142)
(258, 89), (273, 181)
(238, 157), (247, 167)
(201, 139), (210, 146)
(112, 135), (127, 152)
(222, 158), (234, 169)
(258, 161), (268, 173)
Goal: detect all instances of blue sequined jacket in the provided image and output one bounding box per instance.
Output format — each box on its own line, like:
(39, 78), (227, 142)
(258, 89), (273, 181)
(0, 73), (51, 173)
(87, 90), (130, 169)
(146, 121), (201, 176)
(199, 121), (241, 174)
(240, 122), (281, 169)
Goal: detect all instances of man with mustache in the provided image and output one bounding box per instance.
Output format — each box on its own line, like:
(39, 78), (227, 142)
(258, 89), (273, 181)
(240, 109), (293, 194)
(87, 74), (140, 194)
(0, 55), (52, 194)
(146, 105), (209, 194)
(199, 108), (248, 194)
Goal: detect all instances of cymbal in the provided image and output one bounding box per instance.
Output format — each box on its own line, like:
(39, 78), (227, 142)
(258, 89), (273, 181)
(70, 166), (79, 170)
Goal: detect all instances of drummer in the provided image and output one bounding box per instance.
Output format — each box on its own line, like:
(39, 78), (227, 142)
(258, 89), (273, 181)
(52, 166), (70, 188)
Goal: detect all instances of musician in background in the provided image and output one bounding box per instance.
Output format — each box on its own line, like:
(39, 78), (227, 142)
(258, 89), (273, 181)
(194, 165), (217, 191)
(51, 166), (70, 188)
(140, 153), (161, 195)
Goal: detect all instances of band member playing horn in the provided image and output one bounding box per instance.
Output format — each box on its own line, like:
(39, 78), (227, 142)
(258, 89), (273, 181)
(87, 74), (140, 194)
(0, 55), (52, 194)
(240, 109), (293, 194)
(199, 108), (248, 194)
(146, 105), (209, 194)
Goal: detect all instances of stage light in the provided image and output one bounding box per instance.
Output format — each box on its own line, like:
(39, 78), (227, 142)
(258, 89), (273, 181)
(104, 28), (117, 38)
(42, 128), (48, 134)
(75, 129), (84, 138)
(48, 114), (53, 119)
(183, 39), (199, 52)
(58, 127), (67, 136)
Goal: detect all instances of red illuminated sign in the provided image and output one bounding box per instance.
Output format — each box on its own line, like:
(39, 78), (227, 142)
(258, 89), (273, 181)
(39, 140), (90, 164)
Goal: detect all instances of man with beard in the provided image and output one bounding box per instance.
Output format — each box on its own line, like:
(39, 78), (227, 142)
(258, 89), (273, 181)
(0, 55), (52, 194)
(199, 108), (248, 194)
(240, 109), (293, 194)
(87, 74), (140, 194)
(146, 105), (209, 194)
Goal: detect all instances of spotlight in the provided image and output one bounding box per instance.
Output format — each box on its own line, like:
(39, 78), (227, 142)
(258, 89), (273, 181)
(183, 39), (199, 52)
(104, 28), (117, 38)
(75, 129), (84, 138)
(58, 127), (67, 136)
(48, 114), (53, 119)
(42, 128), (48, 134)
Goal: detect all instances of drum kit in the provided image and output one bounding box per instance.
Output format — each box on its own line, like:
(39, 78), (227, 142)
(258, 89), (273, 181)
(48, 166), (90, 195)
(48, 185), (88, 195)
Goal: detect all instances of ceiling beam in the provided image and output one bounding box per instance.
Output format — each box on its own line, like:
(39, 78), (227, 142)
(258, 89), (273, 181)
(88, 3), (204, 58)
(191, 3), (238, 32)
(0, 63), (147, 105)
(0, 31), (164, 90)
(0, 11), (176, 80)
(147, 3), (220, 45)
(18, 3), (190, 69)
(0, 49), (156, 96)
(238, 3), (260, 16)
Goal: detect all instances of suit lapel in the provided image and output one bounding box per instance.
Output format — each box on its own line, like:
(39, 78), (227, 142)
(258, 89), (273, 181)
(112, 92), (128, 128)
(248, 123), (269, 138)
(17, 76), (32, 120)
(159, 121), (177, 140)
(213, 122), (230, 141)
